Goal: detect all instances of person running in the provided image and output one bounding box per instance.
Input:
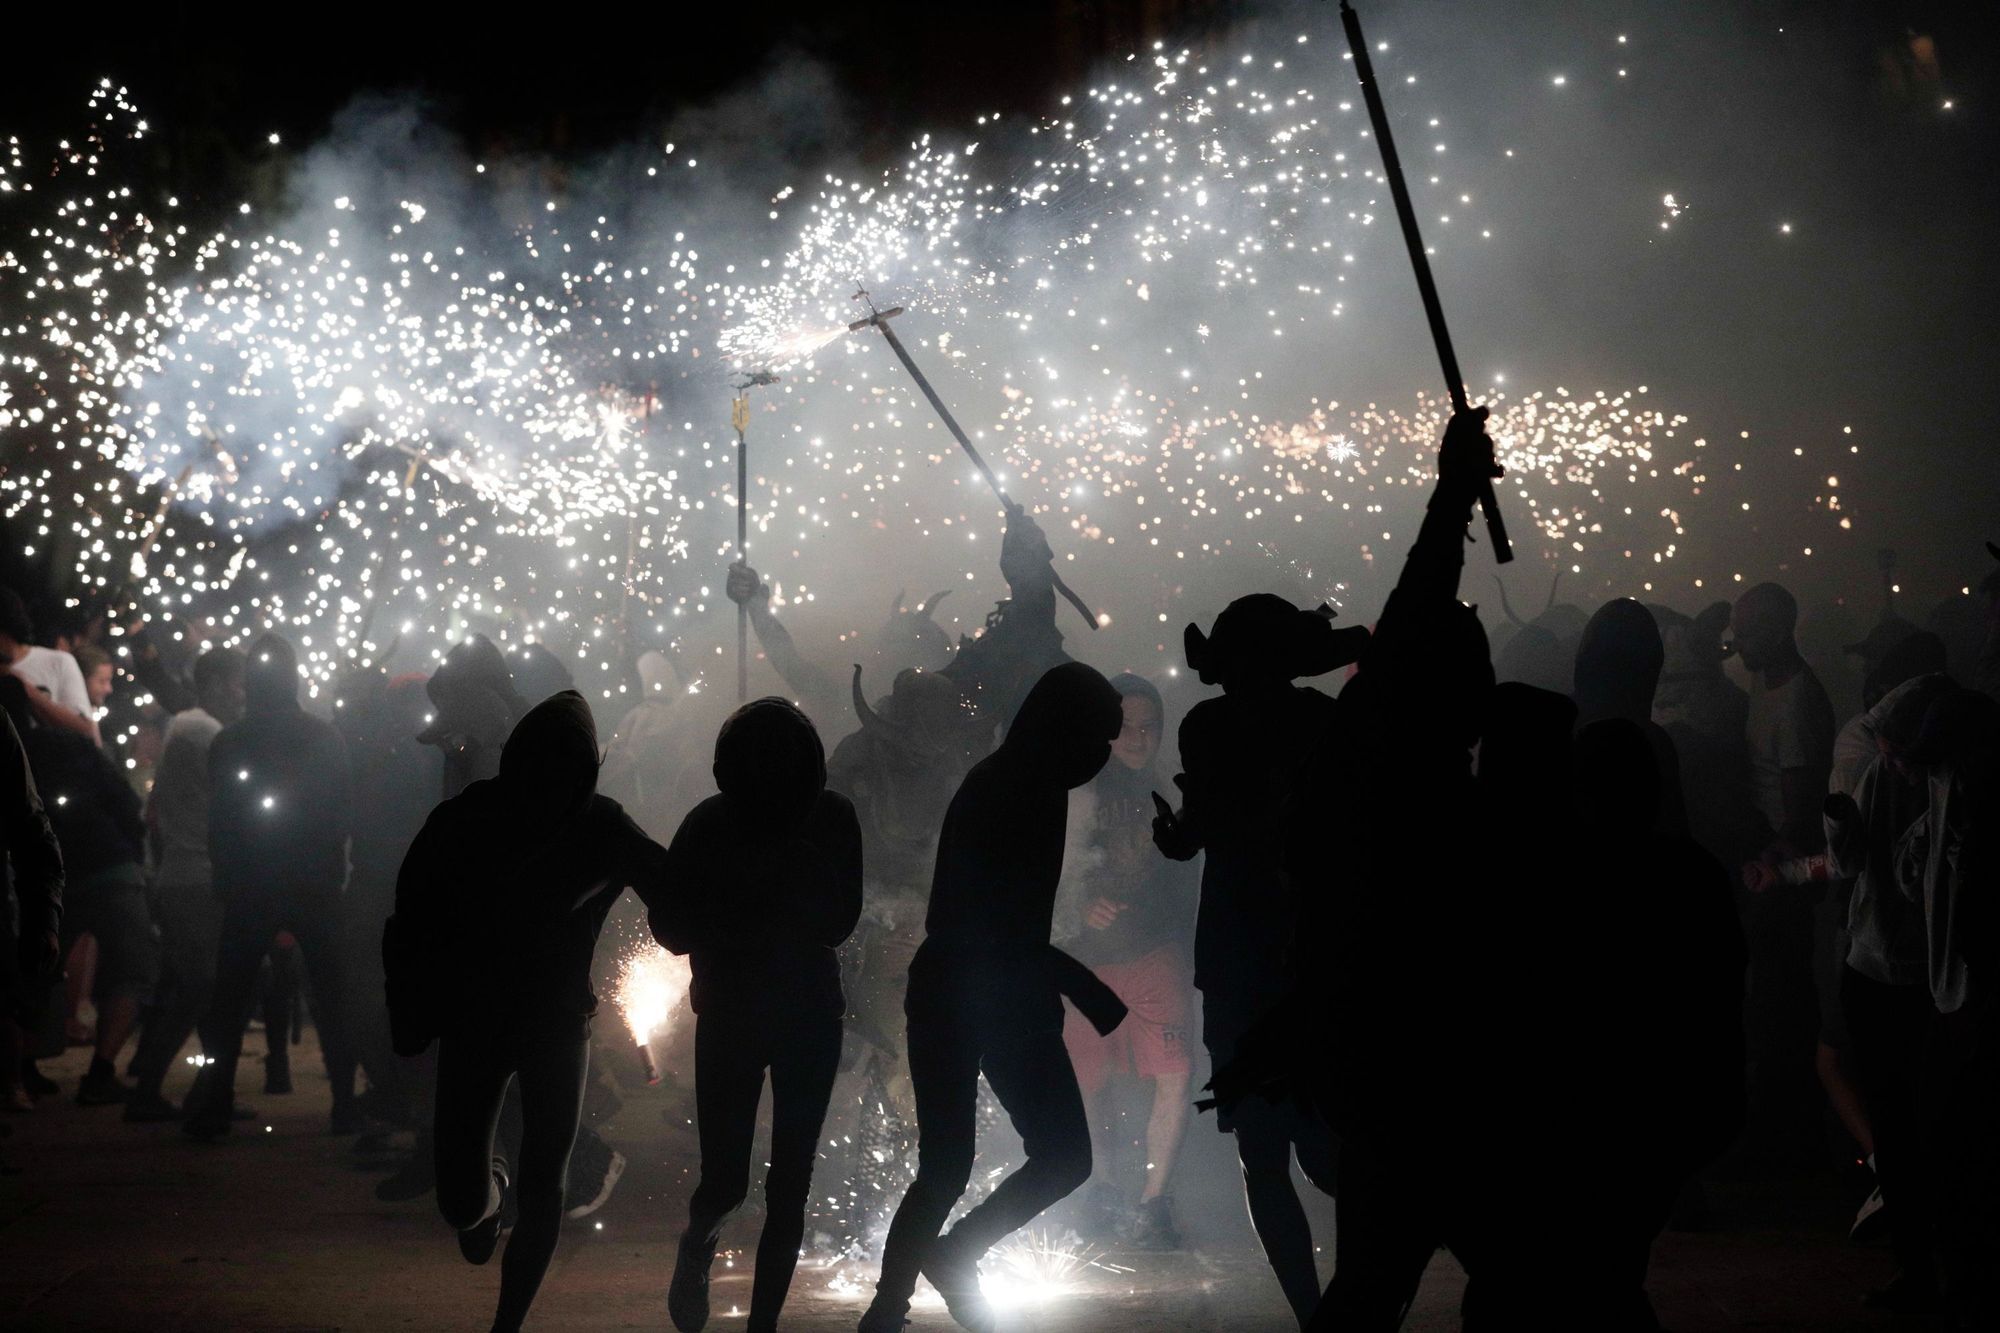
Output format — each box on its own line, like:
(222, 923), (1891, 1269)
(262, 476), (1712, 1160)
(861, 662), (1128, 1333)
(658, 698), (862, 1333)
(385, 689), (672, 1333)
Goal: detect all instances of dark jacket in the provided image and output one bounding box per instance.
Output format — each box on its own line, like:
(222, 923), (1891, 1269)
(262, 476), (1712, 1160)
(384, 691), (670, 1051)
(14, 704), (142, 882)
(208, 695), (351, 899)
(0, 706), (64, 966)
(654, 696), (862, 1019)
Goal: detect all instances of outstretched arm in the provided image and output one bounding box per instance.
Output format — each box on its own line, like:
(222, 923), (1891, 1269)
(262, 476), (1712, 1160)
(726, 561), (839, 716)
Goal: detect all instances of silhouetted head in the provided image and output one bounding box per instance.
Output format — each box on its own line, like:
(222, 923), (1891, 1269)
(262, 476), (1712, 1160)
(420, 635), (527, 746)
(0, 587), (31, 655)
(1000, 662), (1123, 789)
(1360, 601), (1494, 757)
(1107, 672), (1165, 774)
(714, 697), (826, 826)
(1574, 717), (1660, 837)
(511, 642), (575, 706)
(1862, 630), (1947, 711)
(1574, 599), (1664, 723)
(1185, 594), (1366, 691)
(1731, 583), (1798, 672)
(1483, 682), (1577, 797)
(244, 633), (301, 714)
(194, 647), (248, 725)
(498, 689), (600, 818)
(74, 643), (114, 711)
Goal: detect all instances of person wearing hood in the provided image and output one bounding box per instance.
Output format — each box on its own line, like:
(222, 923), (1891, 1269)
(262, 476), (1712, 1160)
(384, 689), (673, 1333)
(861, 662), (1128, 1333)
(1572, 598), (1690, 837)
(419, 635), (529, 800)
(1150, 593), (1364, 1327)
(185, 633), (355, 1139)
(656, 698), (861, 1333)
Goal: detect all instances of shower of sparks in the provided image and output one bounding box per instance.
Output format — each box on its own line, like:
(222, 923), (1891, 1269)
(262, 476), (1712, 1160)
(612, 943), (692, 1049)
(4, 35), (1853, 716)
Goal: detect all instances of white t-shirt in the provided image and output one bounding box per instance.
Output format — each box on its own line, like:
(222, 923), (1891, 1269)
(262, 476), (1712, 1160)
(12, 644), (93, 725)
(1745, 666), (1835, 836)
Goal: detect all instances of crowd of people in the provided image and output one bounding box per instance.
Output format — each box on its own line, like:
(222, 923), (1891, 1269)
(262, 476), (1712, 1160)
(1, 409), (1996, 1332)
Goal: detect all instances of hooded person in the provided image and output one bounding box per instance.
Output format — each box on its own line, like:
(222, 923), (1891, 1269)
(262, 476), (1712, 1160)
(1149, 593), (1364, 1327)
(384, 690), (673, 1333)
(656, 698), (862, 1333)
(862, 662), (1128, 1333)
(185, 633), (356, 1138)
(1573, 598), (1689, 836)
(1651, 603), (1760, 869)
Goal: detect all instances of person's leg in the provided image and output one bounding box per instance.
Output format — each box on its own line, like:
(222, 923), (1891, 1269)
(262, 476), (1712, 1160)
(287, 899), (358, 1121)
(747, 1014), (843, 1333)
(684, 1013), (767, 1249)
(1139, 1070), (1192, 1201)
(869, 1002), (982, 1313)
(130, 886), (221, 1099)
(1233, 1097), (1324, 1327)
(1061, 998), (1117, 1198)
(260, 940), (296, 1093)
(433, 1032), (515, 1233)
(189, 895), (277, 1128)
(78, 867), (160, 1100)
(492, 1024), (589, 1333)
(1816, 1040), (1874, 1157)
(63, 933), (95, 1045)
(1312, 1139), (1438, 1333)
(1841, 967), (1934, 1289)
(943, 1008), (1093, 1259)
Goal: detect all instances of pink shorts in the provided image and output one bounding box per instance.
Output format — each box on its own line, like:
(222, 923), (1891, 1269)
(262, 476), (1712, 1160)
(1063, 946), (1194, 1093)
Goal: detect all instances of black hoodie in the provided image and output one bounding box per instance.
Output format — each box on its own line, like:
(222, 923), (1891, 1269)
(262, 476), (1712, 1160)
(385, 690), (671, 1048)
(654, 697), (863, 1018)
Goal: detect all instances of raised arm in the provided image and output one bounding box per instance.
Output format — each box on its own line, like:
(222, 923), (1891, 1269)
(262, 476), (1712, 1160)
(726, 561), (840, 717)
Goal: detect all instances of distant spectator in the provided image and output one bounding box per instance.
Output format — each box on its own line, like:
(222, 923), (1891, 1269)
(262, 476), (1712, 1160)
(0, 587), (98, 744)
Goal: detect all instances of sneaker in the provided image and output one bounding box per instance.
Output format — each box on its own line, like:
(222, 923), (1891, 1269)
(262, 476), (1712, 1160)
(457, 1158), (511, 1265)
(123, 1089), (184, 1123)
(1127, 1194), (1183, 1251)
(1075, 1180), (1122, 1240)
(263, 1060), (293, 1096)
(1849, 1182), (1889, 1243)
(76, 1064), (133, 1106)
(667, 1230), (715, 1332)
(921, 1230), (996, 1333)
(19, 1063), (58, 1099)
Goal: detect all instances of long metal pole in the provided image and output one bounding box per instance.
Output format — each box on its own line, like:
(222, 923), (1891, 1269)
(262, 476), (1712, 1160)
(733, 402), (750, 702)
(848, 300), (1100, 630)
(1339, 0), (1512, 563)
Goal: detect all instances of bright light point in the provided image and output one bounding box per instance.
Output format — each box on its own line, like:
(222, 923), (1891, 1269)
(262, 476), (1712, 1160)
(1552, 75), (1567, 86)
(1779, 222), (1792, 234)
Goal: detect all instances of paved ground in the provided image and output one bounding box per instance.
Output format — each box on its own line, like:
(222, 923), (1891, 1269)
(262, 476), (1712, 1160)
(0, 1031), (1929, 1332)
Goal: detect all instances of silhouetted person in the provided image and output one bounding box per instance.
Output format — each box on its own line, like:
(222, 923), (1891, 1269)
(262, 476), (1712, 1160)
(1059, 672), (1199, 1249)
(657, 698), (862, 1333)
(185, 633), (356, 1138)
(1826, 674), (1956, 1310)
(385, 690), (672, 1333)
(1651, 602), (1760, 868)
(861, 662), (1127, 1333)
(938, 505), (1073, 725)
(1151, 594), (1363, 1325)
(0, 676), (154, 1106)
(1564, 718), (1746, 1327)
(1897, 685), (2000, 1327)
(126, 647), (246, 1121)
(1732, 580), (1837, 1164)
(0, 699), (64, 1113)
(1573, 597), (1688, 835)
